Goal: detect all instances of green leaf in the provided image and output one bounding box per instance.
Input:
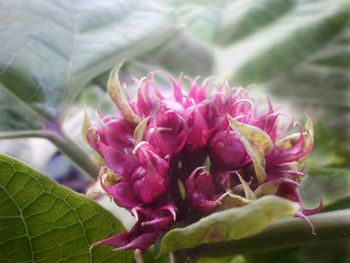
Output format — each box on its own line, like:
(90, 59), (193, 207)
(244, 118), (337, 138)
(168, 0), (229, 43)
(0, 154), (133, 263)
(306, 124), (350, 178)
(302, 165), (350, 208)
(301, 124), (350, 206)
(265, 15), (350, 109)
(217, 0), (295, 44)
(0, 0), (175, 134)
(143, 33), (214, 77)
(0, 87), (43, 132)
(155, 196), (299, 257)
(218, 0), (349, 85)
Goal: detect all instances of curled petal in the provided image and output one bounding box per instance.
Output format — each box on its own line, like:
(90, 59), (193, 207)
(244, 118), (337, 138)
(186, 105), (209, 150)
(93, 204), (176, 251)
(100, 118), (135, 151)
(188, 76), (207, 103)
(103, 181), (140, 209)
(185, 168), (220, 214)
(98, 168), (140, 208)
(276, 181), (302, 204)
(100, 144), (138, 176)
(135, 76), (160, 117)
(92, 225), (159, 251)
(146, 107), (188, 156)
(302, 201), (323, 216)
(132, 142), (169, 203)
(275, 119), (314, 163)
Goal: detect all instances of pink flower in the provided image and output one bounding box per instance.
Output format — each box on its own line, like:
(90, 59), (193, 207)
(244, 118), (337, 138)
(87, 68), (317, 251)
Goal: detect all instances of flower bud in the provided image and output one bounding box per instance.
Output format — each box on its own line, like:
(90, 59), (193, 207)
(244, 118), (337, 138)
(185, 105), (209, 151)
(145, 105), (188, 157)
(185, 168), (220, 214)
(131, 142), (169, 203)
(210, 129), (248, 169)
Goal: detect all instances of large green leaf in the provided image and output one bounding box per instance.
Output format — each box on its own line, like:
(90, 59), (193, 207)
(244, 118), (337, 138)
(90, 33), (215, 92)
(265, 14), (350, 108)
(0, 0), (175, 133)
(166, 0), (230, 43)
(0, 154), (133, 263)
(218, 0), (349, 85)
(0, 87), (43, 132)
(155, 196), (299, 257)
(217, 0), (295, 44)
(140, 33), (214, 77)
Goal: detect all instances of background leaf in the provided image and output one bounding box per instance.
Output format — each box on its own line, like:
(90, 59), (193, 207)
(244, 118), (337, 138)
(218, 0), (349, 85)
(0, 0), (176, 133)
(217, 0), (295, 45)
(301, 124), (350, 208)
(155, 196), (299, 256)
(0, 87), (43, 132)
(0, 154), (133, 263)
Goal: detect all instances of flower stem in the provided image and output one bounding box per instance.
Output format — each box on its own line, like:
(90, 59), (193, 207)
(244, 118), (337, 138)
(192, 210), (350, 258)
(0, 126), (100, 180)
(44, 130), (99, 180)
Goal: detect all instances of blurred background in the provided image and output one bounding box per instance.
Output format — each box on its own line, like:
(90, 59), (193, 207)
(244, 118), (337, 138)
(0, 0), (349, 262)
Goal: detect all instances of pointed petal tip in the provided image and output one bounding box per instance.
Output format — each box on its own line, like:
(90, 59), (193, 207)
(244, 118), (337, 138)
(107, 63), (141, 124)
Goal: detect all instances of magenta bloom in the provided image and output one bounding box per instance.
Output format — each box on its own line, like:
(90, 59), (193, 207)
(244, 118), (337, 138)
(87, 70), (317, 251)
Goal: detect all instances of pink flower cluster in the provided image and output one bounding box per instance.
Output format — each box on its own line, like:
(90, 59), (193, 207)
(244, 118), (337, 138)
(87, 71), (317, 251)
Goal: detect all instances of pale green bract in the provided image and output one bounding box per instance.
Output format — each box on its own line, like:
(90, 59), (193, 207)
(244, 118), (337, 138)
(155, 196), (300, 257)
(228, 116), (273, 184)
